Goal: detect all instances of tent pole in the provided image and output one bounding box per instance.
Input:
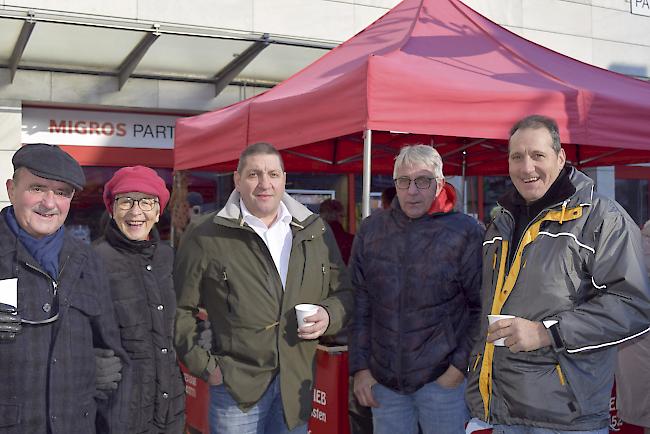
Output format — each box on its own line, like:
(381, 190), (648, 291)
(462, 151), (467, 214)
(347, 173), (356, 234)
(362, 129), (372, 218)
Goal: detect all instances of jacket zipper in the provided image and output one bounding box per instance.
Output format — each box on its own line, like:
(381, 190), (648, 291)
(486, 201), (571, 421)
(499, 198), (572, 273)
(24, 261), (64, 295)
(555, 364), (566, 386)
(222, 270), (232, 313)
(473, 353), (482, 371)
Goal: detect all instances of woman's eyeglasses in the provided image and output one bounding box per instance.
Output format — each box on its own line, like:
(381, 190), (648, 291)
(114, 197), (159, 211)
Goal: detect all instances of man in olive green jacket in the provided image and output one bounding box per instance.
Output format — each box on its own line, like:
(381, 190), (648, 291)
(174, 143), (353, 433)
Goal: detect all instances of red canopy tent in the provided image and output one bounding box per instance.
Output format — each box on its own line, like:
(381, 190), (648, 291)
(174, 0), (650, 211)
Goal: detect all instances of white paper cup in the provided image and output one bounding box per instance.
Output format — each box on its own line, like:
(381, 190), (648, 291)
(488, 314), (515, 346)
(295, 303), (319, 328)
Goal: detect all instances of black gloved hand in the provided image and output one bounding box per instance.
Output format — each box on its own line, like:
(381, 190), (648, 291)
(0, 303), (21, 342)
(95, 348), (122, 400)
(197, 319), (213, 352)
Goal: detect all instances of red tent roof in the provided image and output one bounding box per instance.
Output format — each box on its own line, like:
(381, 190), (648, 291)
(174, 0), (650, 175)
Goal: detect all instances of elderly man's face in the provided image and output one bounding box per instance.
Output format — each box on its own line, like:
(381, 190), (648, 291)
(234, 153), (286, 226)
(509, 127), (566, 204)
(6, 168), (74, 238)
(394, 162), (442, 219)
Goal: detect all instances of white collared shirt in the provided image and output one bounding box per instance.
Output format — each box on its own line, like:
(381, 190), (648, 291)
(240, 199), (293, 289)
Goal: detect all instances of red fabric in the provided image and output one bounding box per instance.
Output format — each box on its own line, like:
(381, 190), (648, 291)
(103, 165), (170, 214)
(308, 349), (350, 434)
(327, 221), (355, 265)
(428, 182), (457, 214)
(174, 0), (650, 175)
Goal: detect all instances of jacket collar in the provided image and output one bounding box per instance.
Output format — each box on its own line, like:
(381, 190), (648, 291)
(216, 191), (314, 227)
(499, 165), (593, 215)
(0, 207), (87, 280)
(428, 182), (457, 214)
(0, 207), (18, 258)
(104, 219), (158, 255)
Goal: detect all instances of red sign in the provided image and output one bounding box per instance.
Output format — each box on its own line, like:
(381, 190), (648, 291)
(308, 346), (350, 434)
(179, 361), (210, 434)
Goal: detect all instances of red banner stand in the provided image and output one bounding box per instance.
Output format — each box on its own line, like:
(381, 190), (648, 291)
(308, 345), (350, 434)
(180, 361), (210, 434)
(610, 382), (644, 434)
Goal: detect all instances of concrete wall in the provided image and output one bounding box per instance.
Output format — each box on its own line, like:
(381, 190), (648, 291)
(465, 0), (650, 79)
(0, 99), (21, 209)
(3, 1), (648, 80)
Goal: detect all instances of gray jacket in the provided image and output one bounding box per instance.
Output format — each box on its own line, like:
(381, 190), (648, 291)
(466, 168), (650, 430)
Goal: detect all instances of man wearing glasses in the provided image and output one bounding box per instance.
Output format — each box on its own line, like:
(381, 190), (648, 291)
(0, 144), (128, 434)
(349, 144), (484, 434)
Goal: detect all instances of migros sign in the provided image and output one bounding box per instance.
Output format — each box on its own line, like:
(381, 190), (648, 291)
(23, 107), (180, 149)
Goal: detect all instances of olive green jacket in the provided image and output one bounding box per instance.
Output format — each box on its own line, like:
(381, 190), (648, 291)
(174, 191), (353, 429)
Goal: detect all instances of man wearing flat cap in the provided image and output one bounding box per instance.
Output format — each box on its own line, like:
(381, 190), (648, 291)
(0, 143), (130, 434)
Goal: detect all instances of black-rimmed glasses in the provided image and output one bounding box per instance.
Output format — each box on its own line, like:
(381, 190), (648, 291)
(115, 197), (159, 211)
(394, 176), (436, 190)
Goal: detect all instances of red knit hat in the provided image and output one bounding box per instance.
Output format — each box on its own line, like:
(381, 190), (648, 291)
(103, 166), (170, 215)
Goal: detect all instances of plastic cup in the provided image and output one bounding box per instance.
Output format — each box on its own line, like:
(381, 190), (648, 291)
(295, 303), (319, 328)
(488, 314), (515, 346)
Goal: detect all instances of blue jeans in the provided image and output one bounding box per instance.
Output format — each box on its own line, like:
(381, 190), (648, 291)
(492, 425), (609, 434)
(371, 379), (469, 434)
(209, 376), (308, 434)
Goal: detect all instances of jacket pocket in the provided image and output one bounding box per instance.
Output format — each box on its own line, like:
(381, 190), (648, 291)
(320, 263), (332, 298)
(114, 298), (150, 356)
(0, 403), (20, 428)
(465, 352), (484, 418)
(205, 263), (233, 313)
(67, 291), (101, 351)
(472, 353), (482, 372)
(495, 353), (581, 423)
(78, 399), (96, 433)
(69, 291), (101, 317)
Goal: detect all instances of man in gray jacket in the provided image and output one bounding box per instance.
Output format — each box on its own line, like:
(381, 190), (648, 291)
(465, 115), (650, 433)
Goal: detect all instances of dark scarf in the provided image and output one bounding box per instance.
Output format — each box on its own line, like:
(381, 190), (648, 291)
(5, 206), (65, 279)
(501, 165), (576, 266)
(104, 219), (157, 260)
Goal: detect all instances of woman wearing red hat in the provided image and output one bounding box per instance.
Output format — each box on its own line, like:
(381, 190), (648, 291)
(94, 165), (185, 433)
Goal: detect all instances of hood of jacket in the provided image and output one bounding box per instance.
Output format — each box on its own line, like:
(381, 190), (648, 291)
(428, 182), (457, 214)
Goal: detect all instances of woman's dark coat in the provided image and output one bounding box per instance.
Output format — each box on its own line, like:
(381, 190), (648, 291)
(94, 221), (185, 433)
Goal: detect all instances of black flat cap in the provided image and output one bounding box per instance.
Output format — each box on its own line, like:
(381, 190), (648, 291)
(12, 144), (86, 190)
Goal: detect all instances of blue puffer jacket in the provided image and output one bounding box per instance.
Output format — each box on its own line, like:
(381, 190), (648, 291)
(349, 185), (484, 393)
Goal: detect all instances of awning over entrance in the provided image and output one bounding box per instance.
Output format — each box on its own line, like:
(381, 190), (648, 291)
(0, 9), (332, 92)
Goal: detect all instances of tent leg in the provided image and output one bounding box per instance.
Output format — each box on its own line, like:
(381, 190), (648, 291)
(462, 151), (467, 214)
(362, 129), (372, 219)
(347, 173), (356, 234)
